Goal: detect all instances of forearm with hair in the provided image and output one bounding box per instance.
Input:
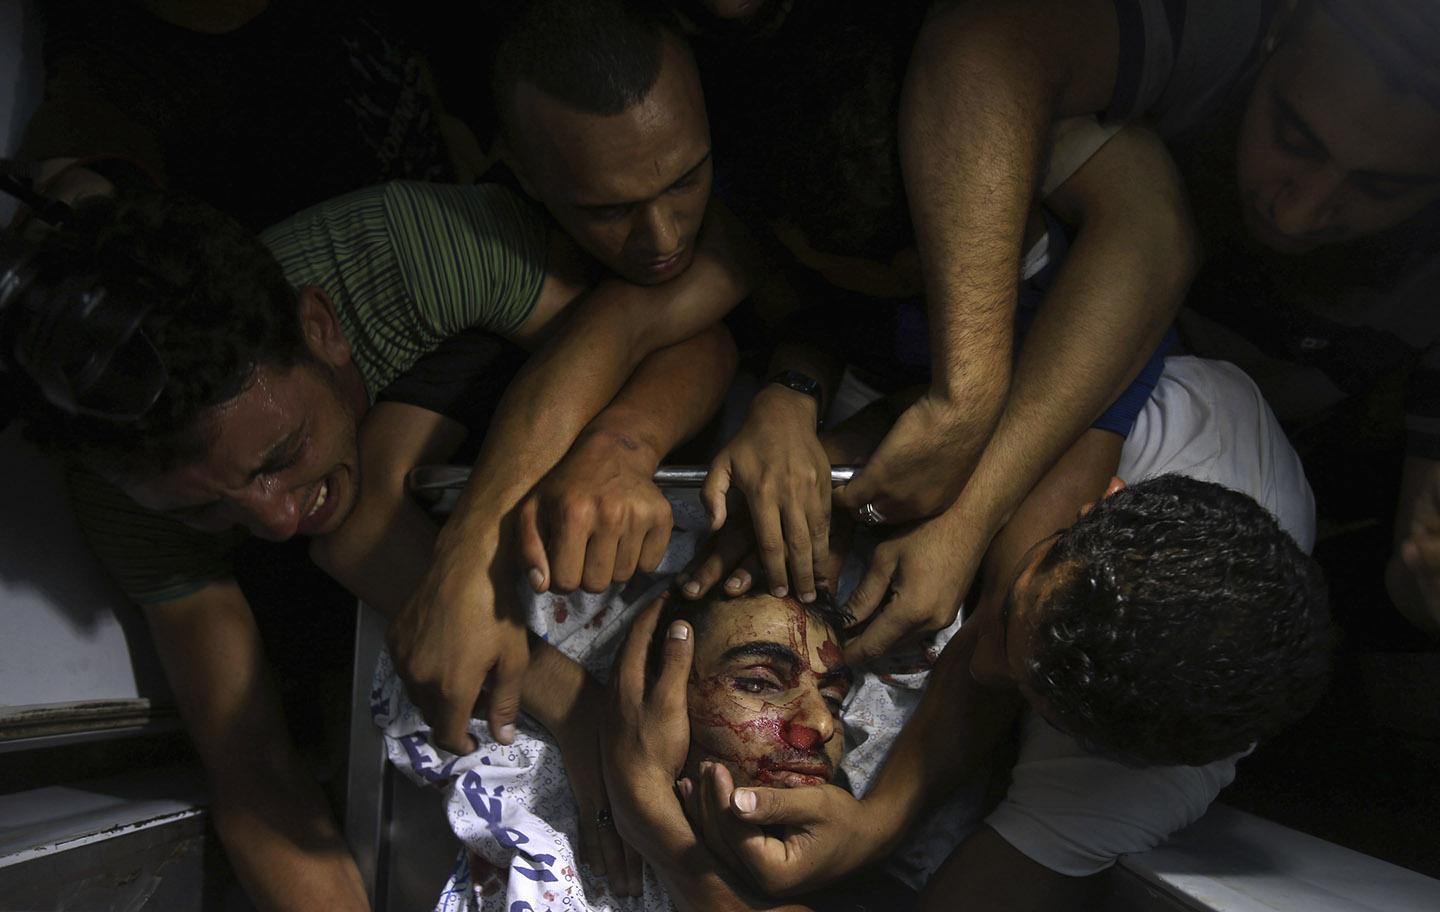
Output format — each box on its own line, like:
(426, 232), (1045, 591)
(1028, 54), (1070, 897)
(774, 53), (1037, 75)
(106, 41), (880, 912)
(900, 5), (1050, 418)
(900, 0), (1121, 415)
(440, 210), (751, 553)
(579, 323), (738, 468)
(948, 133), (1196, 546)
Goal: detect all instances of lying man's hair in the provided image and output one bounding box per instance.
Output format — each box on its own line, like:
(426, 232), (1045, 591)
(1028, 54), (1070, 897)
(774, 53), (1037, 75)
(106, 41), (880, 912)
(490, 0), (674, 121)
(17, 191), (305, 480)
(1028, 475), (1333, 767)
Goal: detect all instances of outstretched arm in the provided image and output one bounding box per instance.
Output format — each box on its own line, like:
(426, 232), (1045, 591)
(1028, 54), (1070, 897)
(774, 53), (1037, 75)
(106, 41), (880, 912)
(837, 0), (1121, 523)
(843, 123), (1196, 662)
(145, 584), (371, 912)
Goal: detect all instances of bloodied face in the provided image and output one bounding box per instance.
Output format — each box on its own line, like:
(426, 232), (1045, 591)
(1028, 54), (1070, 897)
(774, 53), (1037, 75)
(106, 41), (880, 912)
(684, 594), (853, 788)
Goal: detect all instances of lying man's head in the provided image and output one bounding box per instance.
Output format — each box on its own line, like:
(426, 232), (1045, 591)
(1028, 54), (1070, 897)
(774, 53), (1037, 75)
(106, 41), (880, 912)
(654, 590), (854, 788)
(12, 192), (367, 541)
(969, 475), (1332, 767)
(492, 0), (713, 286)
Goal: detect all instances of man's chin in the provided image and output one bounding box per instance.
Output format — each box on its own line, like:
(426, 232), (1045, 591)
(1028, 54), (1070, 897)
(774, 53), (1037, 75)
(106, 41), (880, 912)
(752, 769), (830, 788)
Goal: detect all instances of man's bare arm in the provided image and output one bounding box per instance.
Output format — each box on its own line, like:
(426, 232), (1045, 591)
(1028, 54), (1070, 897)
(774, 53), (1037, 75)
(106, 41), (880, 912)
(145, 583), (370, 912)
(920, 826), (1099, 912)
(389, 206), (752, 753)
(843, 123), (1196, 660)
(839, 0), (1121, 521)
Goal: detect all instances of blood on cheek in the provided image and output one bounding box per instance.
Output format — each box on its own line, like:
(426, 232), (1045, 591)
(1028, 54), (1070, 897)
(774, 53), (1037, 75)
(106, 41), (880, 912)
(689, 676), (799, 762)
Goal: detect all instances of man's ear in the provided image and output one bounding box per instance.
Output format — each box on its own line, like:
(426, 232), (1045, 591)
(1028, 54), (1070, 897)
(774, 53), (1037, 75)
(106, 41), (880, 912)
(495, 133), (539, 200)
(297, 287), (352, 368)
(1077, 477), (1127, 520)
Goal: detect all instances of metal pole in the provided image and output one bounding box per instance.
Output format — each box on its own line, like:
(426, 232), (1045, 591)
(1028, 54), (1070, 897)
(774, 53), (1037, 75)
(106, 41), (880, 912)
(407, 464), (860, 498)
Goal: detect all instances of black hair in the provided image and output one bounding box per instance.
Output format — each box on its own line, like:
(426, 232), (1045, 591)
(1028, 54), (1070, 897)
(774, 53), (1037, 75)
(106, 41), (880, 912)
(649, 588), (852, 677)
(490, 0), (674, 123)
(15, 191), (307, 480)
(1025, 475), (1333, 767)
(742, 3), (926, 259)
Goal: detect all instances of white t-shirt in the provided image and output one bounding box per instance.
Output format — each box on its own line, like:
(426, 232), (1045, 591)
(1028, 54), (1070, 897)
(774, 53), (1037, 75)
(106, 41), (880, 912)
(984, 356), (1316, 877)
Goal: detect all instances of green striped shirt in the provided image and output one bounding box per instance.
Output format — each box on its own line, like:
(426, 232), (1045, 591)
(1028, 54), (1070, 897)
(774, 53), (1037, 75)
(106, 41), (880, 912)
(68, 182), (549, 604)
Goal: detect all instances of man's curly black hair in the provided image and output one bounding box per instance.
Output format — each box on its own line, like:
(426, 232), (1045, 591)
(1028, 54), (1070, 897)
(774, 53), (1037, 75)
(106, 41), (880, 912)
(1024, 474), (1333, 767)
(17, 191), (306, 481)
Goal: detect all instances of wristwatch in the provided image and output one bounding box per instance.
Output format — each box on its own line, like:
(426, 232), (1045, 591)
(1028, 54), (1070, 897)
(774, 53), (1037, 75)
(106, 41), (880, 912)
(767, 369), (824, 425)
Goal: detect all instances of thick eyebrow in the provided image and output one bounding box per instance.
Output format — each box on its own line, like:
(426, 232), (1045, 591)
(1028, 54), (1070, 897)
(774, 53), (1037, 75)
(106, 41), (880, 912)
(719, 640), (800, 673)
(579, 150), (712, 211)
(246, 424), (304, 482)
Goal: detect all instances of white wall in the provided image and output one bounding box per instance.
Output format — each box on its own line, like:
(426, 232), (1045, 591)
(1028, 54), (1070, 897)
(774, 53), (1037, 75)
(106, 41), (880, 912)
(0, 0), (167, 709)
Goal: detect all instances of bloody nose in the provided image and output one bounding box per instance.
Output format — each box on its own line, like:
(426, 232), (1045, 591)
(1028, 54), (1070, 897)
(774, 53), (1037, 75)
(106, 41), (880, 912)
(782, 721), (821, 751)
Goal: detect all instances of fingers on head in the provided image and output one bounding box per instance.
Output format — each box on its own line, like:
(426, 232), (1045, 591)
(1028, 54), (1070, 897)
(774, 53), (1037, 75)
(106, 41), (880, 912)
(616, 595), (667, 690)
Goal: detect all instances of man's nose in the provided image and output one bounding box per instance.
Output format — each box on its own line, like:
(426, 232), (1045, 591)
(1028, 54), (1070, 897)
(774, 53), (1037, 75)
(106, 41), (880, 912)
(784, 690), (836, 750)
(636, 202), (681, 257)
(1272, 167), (1344, 240)
(232, 481), (302, 541)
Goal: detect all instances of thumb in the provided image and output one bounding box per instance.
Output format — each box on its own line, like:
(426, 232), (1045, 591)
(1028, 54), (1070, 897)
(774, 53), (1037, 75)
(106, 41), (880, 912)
(702, 459), (733, 531)
(654, 619), (695, 716)
(729, 784), (828, 827)
(517, 497), (551, 593)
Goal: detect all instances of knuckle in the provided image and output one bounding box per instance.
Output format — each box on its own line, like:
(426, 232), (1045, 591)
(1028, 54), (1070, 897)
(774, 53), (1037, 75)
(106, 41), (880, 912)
(563, 497), (596, 524)
(598, 500), (627, 527)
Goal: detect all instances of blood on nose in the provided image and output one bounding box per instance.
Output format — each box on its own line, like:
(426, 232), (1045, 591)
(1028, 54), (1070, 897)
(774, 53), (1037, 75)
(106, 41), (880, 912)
(782, 721), (821, 751)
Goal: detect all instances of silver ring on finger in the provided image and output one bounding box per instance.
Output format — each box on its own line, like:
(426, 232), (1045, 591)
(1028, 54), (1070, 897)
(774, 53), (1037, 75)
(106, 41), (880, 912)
(857, 502), (887, 526)
(595, 807), (614, 829)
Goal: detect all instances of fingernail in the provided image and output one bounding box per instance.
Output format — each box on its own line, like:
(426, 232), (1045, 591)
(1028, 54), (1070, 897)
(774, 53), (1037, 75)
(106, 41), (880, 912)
(498, 723), (516, 743)
(527, 567), (545, 590)
(725, 576), (741, 590)
(772, 586), (788, 598)
(668, 622), (689, 641)
(683, 581), (700, 596)
(800, 590), (816, 603)
(733, 789), (757, 813)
